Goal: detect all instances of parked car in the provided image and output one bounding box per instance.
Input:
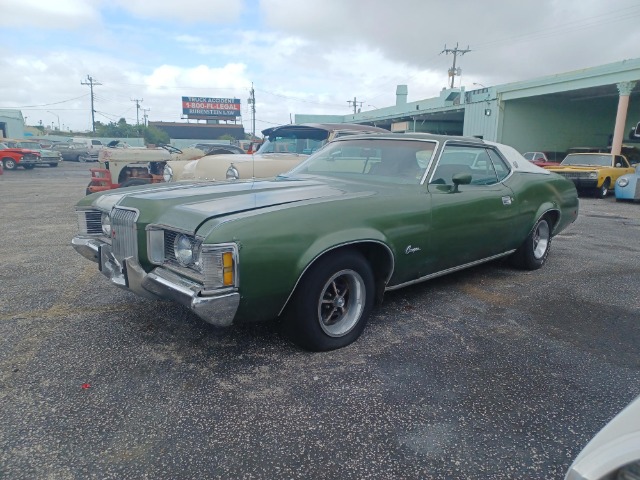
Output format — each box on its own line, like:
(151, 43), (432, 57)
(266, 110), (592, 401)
(2, 139), (61, 167)
(53, 142), (99, 162)
(162, 123), (388, 183)
(86, 141), (208, 195)
(70, 137), (104, 151)
(522, 152), (564, 167)
(614, 165), (640, 201)
(0, 142), (41, 170)
(544, 153), (635, 198)
(565, 395), (640, 480)
(72, 133), (579, 351)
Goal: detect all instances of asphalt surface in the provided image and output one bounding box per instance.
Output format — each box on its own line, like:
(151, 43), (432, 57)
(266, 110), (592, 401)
(0, 162), (639, 479)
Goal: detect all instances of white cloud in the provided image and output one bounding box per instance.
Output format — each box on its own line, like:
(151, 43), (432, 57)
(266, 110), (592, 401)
(0, 0), (100, 28)
(112, 0), (245, 23)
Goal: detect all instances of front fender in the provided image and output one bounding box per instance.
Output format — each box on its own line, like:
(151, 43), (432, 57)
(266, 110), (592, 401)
(294, 227), (390, 276)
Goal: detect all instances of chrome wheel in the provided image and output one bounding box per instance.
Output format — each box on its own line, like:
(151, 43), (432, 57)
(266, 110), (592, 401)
(317, 269), (365, 337)
(532, 220), (550, 259)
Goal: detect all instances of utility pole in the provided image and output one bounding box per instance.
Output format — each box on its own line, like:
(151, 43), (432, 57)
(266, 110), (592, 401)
(81, 74), (102, 133)
(141, 108), (150, 127)
(131, 98), (144, 125)
(440, 43), (471, 88)
(347, 97), (363, 114)
(247, 83), (256, 138)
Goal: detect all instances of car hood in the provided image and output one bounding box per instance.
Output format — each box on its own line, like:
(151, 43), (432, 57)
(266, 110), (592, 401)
(100, 147), (205, 163)
(2, 148), (39, 155)
(176, 152), (307, 181)
(90, 178), (369, 233)
(546, 165), (604, 171)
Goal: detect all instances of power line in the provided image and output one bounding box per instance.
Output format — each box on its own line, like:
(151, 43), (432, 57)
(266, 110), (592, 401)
(1, 94), (90, 109)
(81, 75), (102, 133)
(347, 97), (364, 114)
(131, 98), (144, 125)
(441, 43), (471, 88)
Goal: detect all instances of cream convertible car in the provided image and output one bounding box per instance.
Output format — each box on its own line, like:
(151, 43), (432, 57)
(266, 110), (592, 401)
(162, 123), (388, 183)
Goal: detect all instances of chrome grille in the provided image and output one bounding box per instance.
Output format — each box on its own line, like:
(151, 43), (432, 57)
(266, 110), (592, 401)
(77, 210), (102, 235)
(112, 208), (138, 262)
(558, 171), (590, 179)
(164, 230), (179, 263)
(23, 154), (39, 161)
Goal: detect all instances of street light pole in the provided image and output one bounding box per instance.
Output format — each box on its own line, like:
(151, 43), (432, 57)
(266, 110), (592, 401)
(47, 111), (60, 130)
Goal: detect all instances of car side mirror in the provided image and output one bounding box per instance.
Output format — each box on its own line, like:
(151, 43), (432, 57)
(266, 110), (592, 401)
(451, 172), (472, 192)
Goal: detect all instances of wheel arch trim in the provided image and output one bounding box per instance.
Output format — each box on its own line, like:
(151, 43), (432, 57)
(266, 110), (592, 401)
(277, 239), (395, 317)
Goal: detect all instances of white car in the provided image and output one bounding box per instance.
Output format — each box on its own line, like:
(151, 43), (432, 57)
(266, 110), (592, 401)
(163, 123), (388, 183)
(565, 395), (640, 480)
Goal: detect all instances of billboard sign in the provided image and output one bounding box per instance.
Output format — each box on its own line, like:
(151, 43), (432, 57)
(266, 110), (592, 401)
(181, 97), (241, 120)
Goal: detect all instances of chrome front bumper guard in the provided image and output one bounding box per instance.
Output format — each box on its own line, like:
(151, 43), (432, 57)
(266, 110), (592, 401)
(72, 236), (239, 327)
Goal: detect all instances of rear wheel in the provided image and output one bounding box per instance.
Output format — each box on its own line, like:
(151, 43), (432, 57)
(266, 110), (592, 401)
(3, 158), (17, 170)
(283, 250), (375, 351)
(77, 154), (85, 163)
(509, 216), (552, 270)
(595, 179), (610, 198)
(49, 163), (58, 167)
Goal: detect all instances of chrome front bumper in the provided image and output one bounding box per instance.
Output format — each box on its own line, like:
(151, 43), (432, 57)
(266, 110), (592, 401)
(72, 236), (239, 327)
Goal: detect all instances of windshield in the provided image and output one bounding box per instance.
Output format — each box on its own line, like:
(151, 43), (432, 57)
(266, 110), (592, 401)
(286, 138), (436, 184)
(18, 142), (41, 149)
(257, 129), (329, 155)
(561, 154), (611, 166)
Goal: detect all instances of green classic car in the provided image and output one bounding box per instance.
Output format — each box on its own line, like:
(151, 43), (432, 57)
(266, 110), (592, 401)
(72, 133), (579, 351)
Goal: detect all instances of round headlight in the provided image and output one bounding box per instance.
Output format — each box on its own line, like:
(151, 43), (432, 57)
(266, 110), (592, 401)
(174, 234), (194, 266)
(589, 172), (598, 179)
(163, 164), (173, 182)
(101, 212), (111, 236)
(617, 177), (629, 187)
(226, 164), (239, 180)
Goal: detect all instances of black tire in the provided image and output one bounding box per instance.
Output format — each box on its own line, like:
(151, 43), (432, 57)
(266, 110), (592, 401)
(49, 163), (58, 167)
(77, 154), (85, 163)
(3, 158), (17, 170)
(509, 216), (552, 270)
(283, 250), (375, 351)
(22, 164), (35, 170)
(119, 178), (150, 189)
(595, 179), (610, 198)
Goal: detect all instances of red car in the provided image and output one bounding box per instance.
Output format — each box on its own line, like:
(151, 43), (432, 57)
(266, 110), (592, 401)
(523, 151), (564, 168)
(0, 142), (41, 170)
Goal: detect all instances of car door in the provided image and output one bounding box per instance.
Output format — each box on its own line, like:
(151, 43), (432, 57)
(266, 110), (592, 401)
(425, 143), (519, 273)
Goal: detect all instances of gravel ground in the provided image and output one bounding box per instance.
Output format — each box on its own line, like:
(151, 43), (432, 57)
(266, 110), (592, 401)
(0, 162), (639, 479)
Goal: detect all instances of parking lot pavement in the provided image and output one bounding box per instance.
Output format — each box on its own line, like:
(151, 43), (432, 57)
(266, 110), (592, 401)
(0, 162), (639, 479)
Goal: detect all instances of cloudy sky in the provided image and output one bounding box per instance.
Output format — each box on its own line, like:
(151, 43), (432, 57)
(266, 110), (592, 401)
(2, 0), (640, 134)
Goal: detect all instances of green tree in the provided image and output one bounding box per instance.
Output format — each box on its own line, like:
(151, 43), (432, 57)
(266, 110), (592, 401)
(143, 125), (169, 145)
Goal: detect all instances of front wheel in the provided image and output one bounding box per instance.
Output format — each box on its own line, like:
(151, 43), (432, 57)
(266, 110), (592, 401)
(283, 250), (375, 351)
(595, 179), (610, 198)
(22, 164), (35, 170)
(509, 216), (552, 270)
(49, 163), (58, 167)
(3, 158), (17, 170)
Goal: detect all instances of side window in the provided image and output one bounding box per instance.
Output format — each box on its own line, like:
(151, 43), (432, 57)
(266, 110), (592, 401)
(92, 140), (102, 146)
(487, 149), (511, 181)
(430, 145), (499, 185)
(615, 155), (628, 168)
